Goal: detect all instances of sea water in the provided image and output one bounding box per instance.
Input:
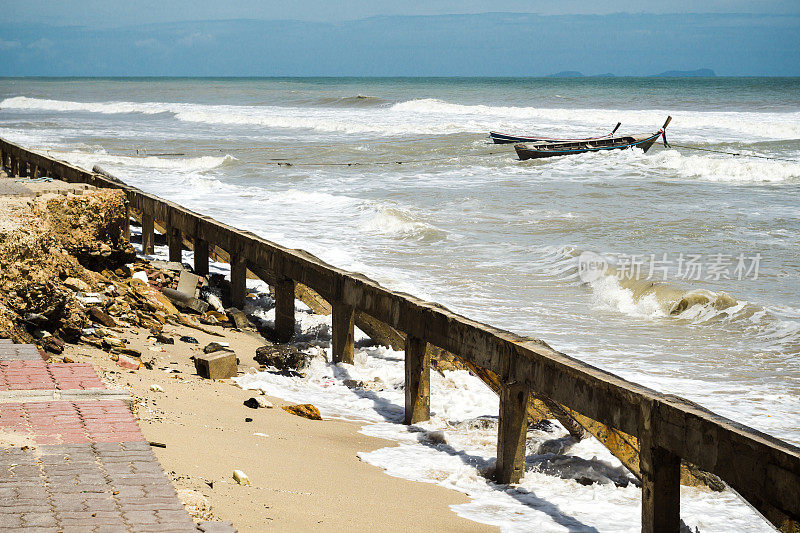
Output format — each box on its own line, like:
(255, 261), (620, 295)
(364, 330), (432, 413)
(2, 77), (799, 531)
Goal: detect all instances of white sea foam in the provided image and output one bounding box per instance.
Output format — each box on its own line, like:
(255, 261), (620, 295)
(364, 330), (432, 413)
(648, 149), (800, 182)
(234, 329), (772, 532)
(5, 95), (800, 141)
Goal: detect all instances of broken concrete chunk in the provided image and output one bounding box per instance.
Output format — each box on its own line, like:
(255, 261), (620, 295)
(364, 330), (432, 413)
(204, 292), (225, 313)
(225, 307), (251, 330)
(63, 277), (90, 292)
(194, 352), (237, 380)
(232, 470), (250, 486)
(180, 336), (198, 344)
(176, 270), (201, 297)
(162, 287), (209, 314)
(88, 307), (117, 327)
(203, 341), (231, 354)
(343, 379), (365, 389)
(256, 397), (273, 409)
(254, 344), (310, 371)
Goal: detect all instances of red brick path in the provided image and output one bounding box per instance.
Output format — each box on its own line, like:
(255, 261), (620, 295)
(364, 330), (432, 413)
(0, 342), (235, 533)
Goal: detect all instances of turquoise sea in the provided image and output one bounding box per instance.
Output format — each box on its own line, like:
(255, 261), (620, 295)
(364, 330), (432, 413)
(1, 76), (799, 449)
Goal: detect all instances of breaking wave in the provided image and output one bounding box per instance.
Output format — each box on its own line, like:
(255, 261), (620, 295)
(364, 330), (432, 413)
(5, 96), (800, 141)
(537, 247), (800, 354)
(647, 149), (800, 182)
(362, 206), (446, 242)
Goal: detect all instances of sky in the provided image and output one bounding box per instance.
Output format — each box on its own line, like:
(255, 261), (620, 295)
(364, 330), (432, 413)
(0, 2), (798, 76)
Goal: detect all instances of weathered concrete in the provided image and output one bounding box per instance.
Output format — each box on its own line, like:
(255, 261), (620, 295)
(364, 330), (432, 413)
(274, 278), (295, 343)
(331, 302), (355, 364)
(404, 336), (430, 425)
(194, 351), (238, 380)
(4, 136), (800, 532)
(194, 237), (210, 276)
(168, 226), (183, 263)
(230, 253), (247, 310)
(640, 426), (681, 533)
(495, 383), (529, 484)
(141, 213), (156, 255)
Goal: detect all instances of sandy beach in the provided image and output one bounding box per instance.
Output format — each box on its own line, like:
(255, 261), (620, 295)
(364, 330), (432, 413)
(0, 170), (495, 532)
(63, 321), (495, 533)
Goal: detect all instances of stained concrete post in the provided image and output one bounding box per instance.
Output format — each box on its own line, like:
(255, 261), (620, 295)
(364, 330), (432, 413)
(230, 253), (247, 310)
(331, 302), (355, 364)
(641, 431), (681, 533)
(123, 202), (131, 242)
(274, 278), (295, 343)
(495, 383), (530, 484)
(9, 157), (17, 177)
(18, 159), (27, 178)
(141, 214), (155, 255)
(194, 238), (209, 276)
(168, 227), (182, 263)
(404, 335), (430, 425)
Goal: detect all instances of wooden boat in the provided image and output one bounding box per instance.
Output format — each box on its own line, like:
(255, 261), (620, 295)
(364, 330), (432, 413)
(489, 122), (621, 144)
(515, 117), (671, 160)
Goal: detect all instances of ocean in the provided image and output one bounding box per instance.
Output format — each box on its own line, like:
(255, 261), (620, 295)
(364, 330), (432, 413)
(1, 77), (799, 531)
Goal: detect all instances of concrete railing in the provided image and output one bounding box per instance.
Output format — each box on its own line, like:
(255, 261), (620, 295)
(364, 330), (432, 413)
(2, 137), (799, 532)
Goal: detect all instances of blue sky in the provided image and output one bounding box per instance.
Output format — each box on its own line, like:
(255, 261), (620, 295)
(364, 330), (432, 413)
(1, 3), (798, 76)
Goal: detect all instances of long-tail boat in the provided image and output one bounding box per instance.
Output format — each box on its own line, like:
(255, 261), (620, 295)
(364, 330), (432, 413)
(514, 117), (671, 160)
(489, 122), (621, 144)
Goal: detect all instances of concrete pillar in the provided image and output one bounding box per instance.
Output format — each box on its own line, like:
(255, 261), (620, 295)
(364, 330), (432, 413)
(495, 383), (530, 484)
(9, 157), (17, 177)
(194, 238), (209, 276)
(331, 302), (355, 364)
(230, 253), (247, 310)
(168, 227), (182, 263)
(123, 202), (131, 242)
(404, 335), (430, 425)
(274, 278), (295, 343)
(141, 214), (155, 255)
(641, 432), (681, 533)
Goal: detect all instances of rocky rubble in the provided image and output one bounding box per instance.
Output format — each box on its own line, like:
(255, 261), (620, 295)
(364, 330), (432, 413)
(0, 189), (261, 371)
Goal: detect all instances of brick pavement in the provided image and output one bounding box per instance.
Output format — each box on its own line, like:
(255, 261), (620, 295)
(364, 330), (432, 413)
(0, 343), (236, 533)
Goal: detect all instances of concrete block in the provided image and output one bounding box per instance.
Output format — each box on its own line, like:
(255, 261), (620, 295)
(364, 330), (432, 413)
(176, 270), (200, 297)
(194, 352), (237, 380)
(225, 307), (251, 330)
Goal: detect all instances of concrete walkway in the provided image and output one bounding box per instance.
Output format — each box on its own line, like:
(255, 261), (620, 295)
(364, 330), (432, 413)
(0, 340), (235, 532)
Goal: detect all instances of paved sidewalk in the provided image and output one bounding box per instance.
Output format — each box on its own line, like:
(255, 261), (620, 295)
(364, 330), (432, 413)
(0, 342), (236, 532)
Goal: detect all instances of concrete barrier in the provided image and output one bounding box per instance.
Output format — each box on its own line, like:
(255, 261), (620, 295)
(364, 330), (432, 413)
(2, 136), (799, 532)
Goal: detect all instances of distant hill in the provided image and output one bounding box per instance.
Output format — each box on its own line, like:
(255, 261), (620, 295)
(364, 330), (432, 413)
(546, 71), (584, 78)
(591, 73), (616, 77)
(653, 68), (716, 77)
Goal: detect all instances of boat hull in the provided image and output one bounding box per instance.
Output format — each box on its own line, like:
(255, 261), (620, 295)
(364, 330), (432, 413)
(515, 132), (662, 160)
(490, 131), (613, 144)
